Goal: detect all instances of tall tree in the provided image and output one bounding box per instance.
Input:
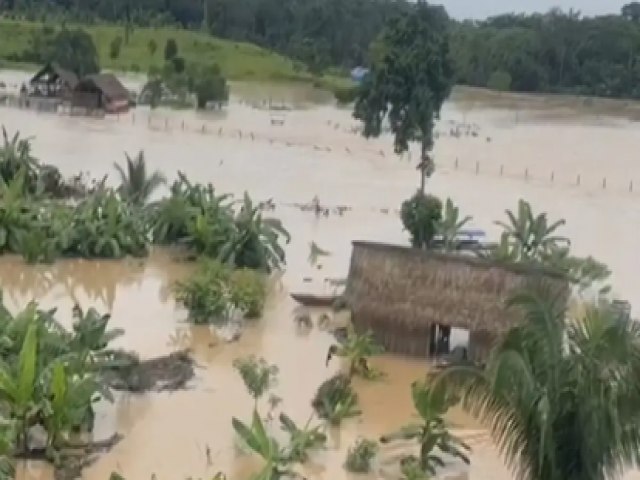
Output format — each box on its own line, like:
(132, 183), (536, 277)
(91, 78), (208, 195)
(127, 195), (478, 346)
(353, 1), (454, 193)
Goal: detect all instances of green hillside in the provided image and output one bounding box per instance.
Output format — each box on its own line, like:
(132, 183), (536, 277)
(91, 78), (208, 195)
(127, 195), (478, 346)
(0, 20), (351, 89)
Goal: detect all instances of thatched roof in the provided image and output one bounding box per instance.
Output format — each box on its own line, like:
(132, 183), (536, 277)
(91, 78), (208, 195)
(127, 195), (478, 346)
(345, 241), (569, 336)
(30, 62), (78, 88)
(76, 73), (129, 101)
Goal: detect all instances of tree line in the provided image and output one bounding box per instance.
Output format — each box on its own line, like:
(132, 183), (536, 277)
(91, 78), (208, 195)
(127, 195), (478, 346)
(4, 1), (640, 98)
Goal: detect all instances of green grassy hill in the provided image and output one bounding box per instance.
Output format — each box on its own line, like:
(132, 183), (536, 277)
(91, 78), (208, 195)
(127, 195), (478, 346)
(0, 20), (351, 90)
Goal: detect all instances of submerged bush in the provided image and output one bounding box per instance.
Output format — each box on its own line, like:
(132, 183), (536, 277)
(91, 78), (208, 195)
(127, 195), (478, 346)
(229, 269), (266, 318)
(233, 355), (279, 401)
(312, 374), (361, 425)
(345, 438), (378, 473)
(174, 259), (267, 324)
(174, 259), (232, 324)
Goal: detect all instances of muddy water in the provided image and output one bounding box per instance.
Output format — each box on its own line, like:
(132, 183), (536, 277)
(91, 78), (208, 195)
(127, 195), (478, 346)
(3, 75), (640, 479)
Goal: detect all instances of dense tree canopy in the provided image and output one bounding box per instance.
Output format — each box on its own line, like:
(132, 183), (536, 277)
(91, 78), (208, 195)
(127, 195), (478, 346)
(4, 1), (640, 98)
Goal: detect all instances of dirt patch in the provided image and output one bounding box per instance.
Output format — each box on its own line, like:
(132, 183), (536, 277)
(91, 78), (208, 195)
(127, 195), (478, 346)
(106, 350), (196, 393)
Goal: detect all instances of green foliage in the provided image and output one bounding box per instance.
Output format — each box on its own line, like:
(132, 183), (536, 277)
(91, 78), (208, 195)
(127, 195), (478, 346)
(311, 374), (361, 425)
(380, 382), (470, 477)
(495, 199), (569, 262)
(333, 84), (359, 105)
(435, 198), (472, 252)
(219, 193), (290, 272)
(69, 190), (150, 259)
(232, 409), (293, 480)
(109, 36), (123, 59)
(400, 192), (443, 249)
(488, 199), (611, 291)
(174, 259), (233, 325)
(0, 295), (124, 457)
(486, 70), (512, 91)
(326, 326), (384, 379)
(0, 127), (70, 198)
(147, 38), (157, 55)
(279, 413), (326, 463)
(193, 63), (229, 109)
(27, 27), (100, 77)
(114, 150), (166, 205)
(345, 438), (378, 473)
(164, 37), (178, 60)
(434, 285), (640, 480)
(233, 356), (278, 401)
(354, 2), (453, 192)
(229, 269), (266, 319)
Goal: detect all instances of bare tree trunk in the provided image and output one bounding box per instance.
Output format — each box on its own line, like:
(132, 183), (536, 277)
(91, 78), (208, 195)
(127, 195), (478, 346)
(419, 139), (428, 195)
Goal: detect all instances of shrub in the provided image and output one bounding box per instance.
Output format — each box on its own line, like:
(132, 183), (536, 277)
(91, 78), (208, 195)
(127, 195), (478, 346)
(487, 70), (512, 91)
(174, 259), (232, 324)
(109, 36), (123, 60)
(229, 269), (266, 318)
(345, 438), (378, 473)
(333, 84), (359, 105)
(400, 192), (443, 249)
(164, 38), (178, 61)
(312, 374), (361, 425)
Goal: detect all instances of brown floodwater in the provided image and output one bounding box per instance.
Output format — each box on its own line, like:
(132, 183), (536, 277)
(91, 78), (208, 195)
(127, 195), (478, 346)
(3, 73), (640, 479)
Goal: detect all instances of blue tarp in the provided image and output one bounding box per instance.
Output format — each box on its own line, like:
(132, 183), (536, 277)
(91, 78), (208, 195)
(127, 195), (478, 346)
(350, 67), (370, 82)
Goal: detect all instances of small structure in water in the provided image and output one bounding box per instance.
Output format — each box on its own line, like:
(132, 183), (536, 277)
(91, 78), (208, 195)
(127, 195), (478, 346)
(29, 62), (78, 100)
(71, 73), (131, 114)
(344, 241), (569, 362)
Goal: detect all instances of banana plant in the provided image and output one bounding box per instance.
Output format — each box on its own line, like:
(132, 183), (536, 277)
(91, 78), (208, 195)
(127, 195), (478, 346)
(0, 322), (40, 452)
(435, 198), (472, 252)
(495, 199), (569, 261)
(326, 326), (384, 379)
(380, 381), (470, 477)
(232, 409), (293, 480)
(279, 413), (326, 463)
(0, 169), (31, 254)
(42, 362), (103, 450)
(219, 192), (291, 272)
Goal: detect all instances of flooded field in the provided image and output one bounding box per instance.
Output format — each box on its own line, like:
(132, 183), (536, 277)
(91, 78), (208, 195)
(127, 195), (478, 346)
(3, 72), (640, 479)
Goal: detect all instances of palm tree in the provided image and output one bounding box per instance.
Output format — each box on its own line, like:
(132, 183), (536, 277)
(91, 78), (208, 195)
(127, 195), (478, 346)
(495, 199), (569, 261)
(113, 150), (166, 205)
(433, 285), (640, 480)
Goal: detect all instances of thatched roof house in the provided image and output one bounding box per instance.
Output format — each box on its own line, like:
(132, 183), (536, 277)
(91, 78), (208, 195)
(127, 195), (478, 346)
(72, 73), (130, 113)
(29, 63), (78, 99)
(345, 241), (569, 360)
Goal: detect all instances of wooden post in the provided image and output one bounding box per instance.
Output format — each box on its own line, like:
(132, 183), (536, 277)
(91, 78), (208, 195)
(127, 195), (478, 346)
(500, 165), (504, 176)
(551, 171), (555, 183)
(577, 174), (581, 186)
(181, 120), (185, 131)
(525, 168), (529, 181)
(602, 177), (607, 189)
(164, 118), (168, 130)
(475, 161), (479, 175)
(455, 157), (459, 169)
(630, 181), (634, 193)
(202, 124), (206, 134)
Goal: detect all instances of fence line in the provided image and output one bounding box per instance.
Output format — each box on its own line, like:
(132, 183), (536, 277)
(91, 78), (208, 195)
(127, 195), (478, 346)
(114, 112), (638, 197)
